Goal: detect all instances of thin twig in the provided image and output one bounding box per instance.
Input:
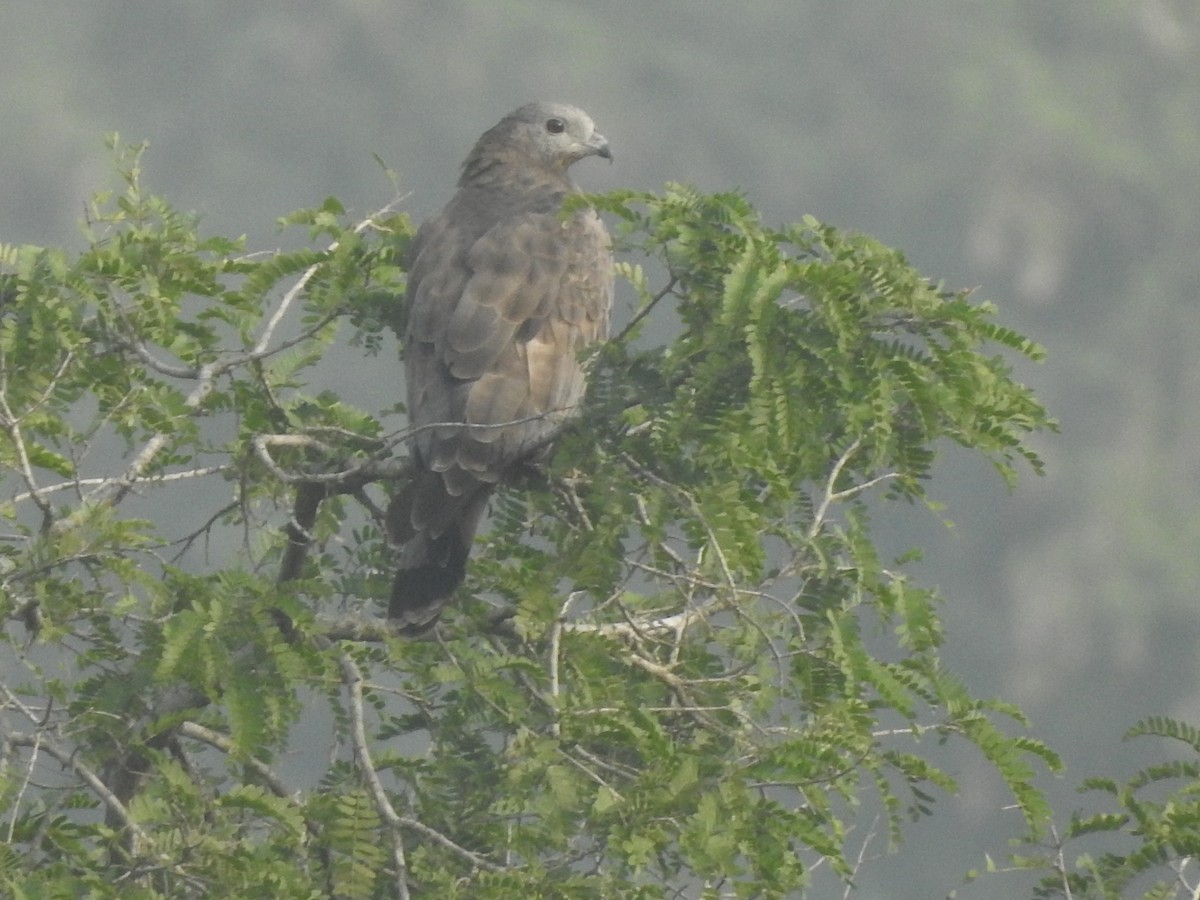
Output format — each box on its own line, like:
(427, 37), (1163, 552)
(613, 275), (679, 344)
(395, 815), (502, 873)
(252, 199), (402, 357)
(6, 731), (153, 849)
(9, 465), (232, 508)
(80, 358), (221, 511)
(1048, 823), (1074, 900)
(563, 604), (713, 639)
(808, 439), (899, 540)
(4, 728), (40, 843)
(843, 815), (880, 900)
(548, 593), (577, 738)
(809, 438), (861, 539)
(123, 339), (200, 379)
(621, 453), (739, 596)
(339, 651), (502, 880)
(338, 651), (411, 898)
(178, 722), (295, 801)
(0, 377), (54, 527)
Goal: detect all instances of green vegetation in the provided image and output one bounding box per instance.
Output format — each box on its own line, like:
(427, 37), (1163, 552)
(3, 126), (1200, 895)
(0, 142), (1058, 896)
(5, 4), (1200, 897)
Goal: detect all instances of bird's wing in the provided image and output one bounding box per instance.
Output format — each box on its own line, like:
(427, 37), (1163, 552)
(405, 205), (611, 525)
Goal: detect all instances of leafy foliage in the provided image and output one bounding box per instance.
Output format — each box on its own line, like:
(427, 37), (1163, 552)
(0, 146), (1058, 896)
(999, 717), (1200, 899)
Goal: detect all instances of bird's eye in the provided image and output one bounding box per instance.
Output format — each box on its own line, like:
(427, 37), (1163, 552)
(545, 117), (566, 134)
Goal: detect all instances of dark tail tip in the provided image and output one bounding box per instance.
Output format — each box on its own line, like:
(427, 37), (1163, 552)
(388, 562), (466, 635)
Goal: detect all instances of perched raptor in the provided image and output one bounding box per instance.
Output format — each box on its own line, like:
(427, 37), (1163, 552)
(387, 102), (613, 633)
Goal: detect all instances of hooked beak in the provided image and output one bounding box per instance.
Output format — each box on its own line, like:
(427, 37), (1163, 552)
(586, 132), (613, 162)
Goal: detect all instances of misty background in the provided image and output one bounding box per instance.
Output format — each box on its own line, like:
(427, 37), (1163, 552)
(3, 2), (1198, 896)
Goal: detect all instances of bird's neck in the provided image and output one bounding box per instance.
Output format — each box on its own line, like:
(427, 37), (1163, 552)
(458, 149), (574, 193)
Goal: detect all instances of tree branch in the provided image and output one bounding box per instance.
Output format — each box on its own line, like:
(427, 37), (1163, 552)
(178, 721), (295, 801)
(613, 274), (678, 344)
(338, 650), (411, 899)
(808, 438), (899, 539)
(0, 373), (55, 528)
(252, 198), (402, 357)
(9, 465), (232, 509)
(5, 730), (152, 849)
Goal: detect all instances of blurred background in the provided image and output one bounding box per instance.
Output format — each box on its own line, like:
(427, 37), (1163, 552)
(3, 2), (1198, 896)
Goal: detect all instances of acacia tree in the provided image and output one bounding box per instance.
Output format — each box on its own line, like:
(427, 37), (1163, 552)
(0, 141), (1060, 898)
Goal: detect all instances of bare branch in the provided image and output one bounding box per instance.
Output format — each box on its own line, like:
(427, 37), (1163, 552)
(548, 592), (580, 738)
(312, 613), (400, 642)
(4, 728), (40, 844)
(809, 438), (861, 539)
(1048, 822), (1075, 900)
(336, 650), (506, 885)
(10, 465), (232, 508)
(75, 358), (222, 513)
(252, 433), (337, 480)
(0, 373), (54, 527)
(178, 721), (295, 801)
(395, 815), (504, 874)
(5, 731), (153, 849)
(808, 438), (899, 540)
(338, 650), (411, 899)
(613, 274), (679, 344)
(253, 198), (402, 357)
(563, 604), (712, 639)
(122, 339), (200, 379)
(843, 816), (881, 900)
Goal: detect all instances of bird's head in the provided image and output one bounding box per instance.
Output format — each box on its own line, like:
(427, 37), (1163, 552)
(466, 102), (611, 180)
